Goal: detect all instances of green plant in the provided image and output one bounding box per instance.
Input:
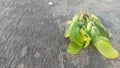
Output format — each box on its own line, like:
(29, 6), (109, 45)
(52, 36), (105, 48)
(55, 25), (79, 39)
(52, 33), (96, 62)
(65, 11), (119, 59)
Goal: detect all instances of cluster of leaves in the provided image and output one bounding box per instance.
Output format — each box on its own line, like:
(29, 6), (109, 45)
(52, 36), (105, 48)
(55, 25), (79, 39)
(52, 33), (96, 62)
(65, 12), (119, 59)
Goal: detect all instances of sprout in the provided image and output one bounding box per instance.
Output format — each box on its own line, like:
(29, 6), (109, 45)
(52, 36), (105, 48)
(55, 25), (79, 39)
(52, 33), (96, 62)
(65, 11), (119, 59)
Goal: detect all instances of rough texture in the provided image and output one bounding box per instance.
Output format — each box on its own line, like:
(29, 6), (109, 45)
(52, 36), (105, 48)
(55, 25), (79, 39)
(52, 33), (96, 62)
(0, 0), (120, 68)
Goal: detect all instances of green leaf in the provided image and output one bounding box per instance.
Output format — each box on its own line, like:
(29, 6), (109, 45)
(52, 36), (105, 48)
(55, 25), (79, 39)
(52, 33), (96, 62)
(67, 42), (83, 54)
(67, 23), (85, 54)
(92, 14), (111, 38)
(92, 36), (119, 59)
(64, 14), (83, 38)
(90, 26), (97, 37)
(65, 14), (86, 54)
(64, 23), (73, 38)
(64, 21), (83, 38)
(84, 38), (91, 48)
(80, 28), (91, 48)
(70, 25), (84, 46)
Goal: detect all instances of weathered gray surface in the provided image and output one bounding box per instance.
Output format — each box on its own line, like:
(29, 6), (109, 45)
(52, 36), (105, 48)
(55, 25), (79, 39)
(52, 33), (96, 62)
(0, 0), (120, 68)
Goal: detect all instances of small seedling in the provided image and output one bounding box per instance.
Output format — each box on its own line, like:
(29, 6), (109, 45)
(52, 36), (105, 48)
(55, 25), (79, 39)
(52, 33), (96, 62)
(65, 11), (119, 59)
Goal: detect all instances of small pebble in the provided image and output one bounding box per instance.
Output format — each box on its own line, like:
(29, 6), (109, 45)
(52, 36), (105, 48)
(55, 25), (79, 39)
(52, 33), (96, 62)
(34, 51), (40, 58)
(48, 2), (53, 5)
(18, 64), (24, 68)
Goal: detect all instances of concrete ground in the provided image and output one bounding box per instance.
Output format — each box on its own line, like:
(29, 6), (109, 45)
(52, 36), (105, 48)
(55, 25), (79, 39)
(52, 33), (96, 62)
(0, 0), (120, 68)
